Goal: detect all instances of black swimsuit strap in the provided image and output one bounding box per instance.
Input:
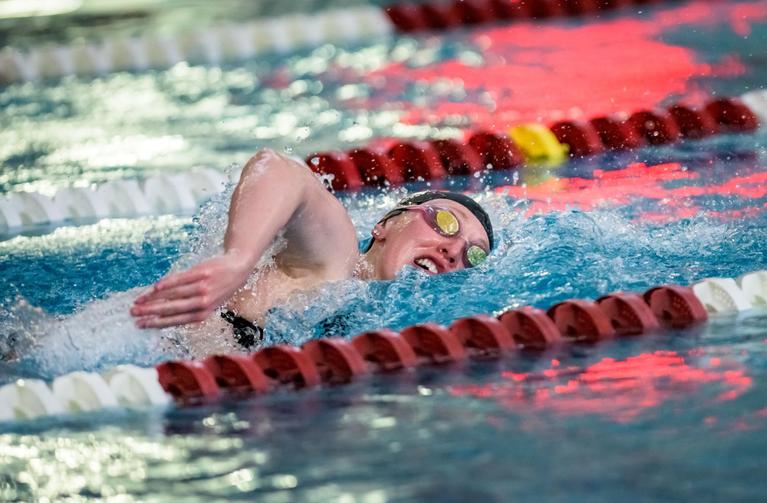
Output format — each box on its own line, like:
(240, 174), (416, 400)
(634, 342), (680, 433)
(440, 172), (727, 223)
(221, 309), (353, 349)
(221, 311), (264, 348)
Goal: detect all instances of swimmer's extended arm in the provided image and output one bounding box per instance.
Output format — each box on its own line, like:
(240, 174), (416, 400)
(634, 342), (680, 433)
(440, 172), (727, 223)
(130, 148), (356, 328)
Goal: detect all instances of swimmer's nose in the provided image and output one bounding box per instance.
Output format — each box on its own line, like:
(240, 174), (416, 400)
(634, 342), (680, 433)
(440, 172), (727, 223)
(439, 240), (464, 270)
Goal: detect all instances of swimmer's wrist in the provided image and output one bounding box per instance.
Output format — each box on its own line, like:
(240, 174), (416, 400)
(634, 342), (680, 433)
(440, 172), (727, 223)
(223, 249), (254, 274)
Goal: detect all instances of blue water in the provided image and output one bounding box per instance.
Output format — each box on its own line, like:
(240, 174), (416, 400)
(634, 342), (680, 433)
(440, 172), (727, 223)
(2, 0), (767, 501)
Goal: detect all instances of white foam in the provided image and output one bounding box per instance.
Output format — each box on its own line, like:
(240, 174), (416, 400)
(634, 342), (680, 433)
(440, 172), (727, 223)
(7, 290), (171, 379)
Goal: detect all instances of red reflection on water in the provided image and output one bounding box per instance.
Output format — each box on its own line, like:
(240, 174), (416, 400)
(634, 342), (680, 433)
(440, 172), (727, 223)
(494, 162), (767, 222)
(364, 1), (767, 130)
(449, 351), (752, 422)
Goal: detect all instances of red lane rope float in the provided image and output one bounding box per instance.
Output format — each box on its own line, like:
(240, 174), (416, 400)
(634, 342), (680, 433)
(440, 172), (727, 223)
(589, 115), (645, 150)
(596, 293), (660, 336)
(468, 131), (524, 169)
(497, 306), (564, 350)
(157, 361), (220, 403)
(550, 120), (604, 157)
(431, 138), (485, 175)
(252, 345), (322, 389)
(351, 329), (419, 371)
(203, 354), (270, 393)
(385, 4), (428, 33)
(384, 0), (661, 33)
(388, 141), (448, 181)
(704, 98), (759, 132)
(453, 0), (500, 24)
(498, 0), (535, 18)
(305, 152), (363, 191)
(527, 0), (566, 19)
(667, 105), (719, 139)
(448, 315), (515, 356)
(421, 2), (463, 29)
(560, 0), (601, 16)
(348, 148), (404, 186)
(643, 285), (708, 329)
(547, 300), (616, 342)
(627, 110), (682, 145)
(400, 323), (468, 363)
(304, 95), (759, 190)
(153, 278), (721, 406)
(302, 338), (368, 384)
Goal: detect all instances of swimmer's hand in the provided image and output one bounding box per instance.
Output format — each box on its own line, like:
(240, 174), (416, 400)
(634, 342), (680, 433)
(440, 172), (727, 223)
(130, 252), (250, 329)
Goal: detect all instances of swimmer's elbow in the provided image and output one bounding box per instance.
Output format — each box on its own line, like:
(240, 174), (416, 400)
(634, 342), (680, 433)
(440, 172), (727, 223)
(237, 148), (313, 206)
(241, 148), (280, 177)
(242, 148), (306, 180)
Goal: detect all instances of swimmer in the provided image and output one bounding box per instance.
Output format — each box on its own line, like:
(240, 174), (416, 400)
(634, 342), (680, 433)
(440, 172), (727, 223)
(130, 148), (493, 347)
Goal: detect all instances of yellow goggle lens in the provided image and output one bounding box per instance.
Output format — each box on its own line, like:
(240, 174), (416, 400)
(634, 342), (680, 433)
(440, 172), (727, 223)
(435, 210), (460, 235)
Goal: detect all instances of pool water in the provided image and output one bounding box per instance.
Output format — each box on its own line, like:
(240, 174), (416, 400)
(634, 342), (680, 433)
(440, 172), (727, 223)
(2, 1), (767, 501)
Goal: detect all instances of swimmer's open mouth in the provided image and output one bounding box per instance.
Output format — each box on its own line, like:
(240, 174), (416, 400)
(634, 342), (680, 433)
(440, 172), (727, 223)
(414, 257), (440, 274)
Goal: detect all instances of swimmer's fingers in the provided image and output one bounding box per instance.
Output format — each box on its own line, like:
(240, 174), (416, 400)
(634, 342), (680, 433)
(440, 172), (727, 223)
(132, 254), (250, 328)
(155, 267), (211, 291)
(133, 282), (207, 307)
(135, 311), (210, 329)
(130, 297), (209, 318)
(134, 268), (209, 304)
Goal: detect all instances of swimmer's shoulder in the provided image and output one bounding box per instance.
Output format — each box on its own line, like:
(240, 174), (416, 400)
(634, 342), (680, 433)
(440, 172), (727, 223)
(255, 149), (358, 277)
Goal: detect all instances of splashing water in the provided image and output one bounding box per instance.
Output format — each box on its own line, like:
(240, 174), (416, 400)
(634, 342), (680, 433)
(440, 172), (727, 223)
(0, 291), (169, 380)
(1, 4), (767, 500)
(4, 155), (766, 384)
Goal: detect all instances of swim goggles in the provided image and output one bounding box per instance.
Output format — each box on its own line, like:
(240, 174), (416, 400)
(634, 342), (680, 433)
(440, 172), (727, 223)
(383, 205), (489, 268)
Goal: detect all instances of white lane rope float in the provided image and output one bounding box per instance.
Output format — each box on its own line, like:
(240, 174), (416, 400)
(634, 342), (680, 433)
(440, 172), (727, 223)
(0, 6), (394, 84)
(0, 365), (170, 421)
(0, 167), (229, 234)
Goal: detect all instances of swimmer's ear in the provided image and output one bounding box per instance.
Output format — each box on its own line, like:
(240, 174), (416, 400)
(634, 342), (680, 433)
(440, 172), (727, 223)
(372, 221), (388, 241)
(374, 210), (408, 241)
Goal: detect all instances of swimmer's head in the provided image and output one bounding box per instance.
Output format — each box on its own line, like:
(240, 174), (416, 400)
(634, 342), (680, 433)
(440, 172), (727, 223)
(363, 191), (493, 279)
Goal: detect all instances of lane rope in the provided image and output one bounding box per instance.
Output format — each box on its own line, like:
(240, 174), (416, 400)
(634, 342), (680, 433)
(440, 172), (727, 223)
(0, 6), (393, 84)
(385, 0), (677, 33)
(0, 0), (688, 84)
(1, 268), (765, 422)
(1, 92), (763, 237)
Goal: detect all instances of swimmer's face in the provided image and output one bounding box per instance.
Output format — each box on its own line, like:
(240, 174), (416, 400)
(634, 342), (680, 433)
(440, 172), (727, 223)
(370, 199), (490, 279)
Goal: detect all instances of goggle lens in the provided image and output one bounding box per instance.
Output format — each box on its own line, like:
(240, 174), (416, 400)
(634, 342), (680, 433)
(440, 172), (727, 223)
(434, 209), (460, 236)
(465, 245), (488, 268)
